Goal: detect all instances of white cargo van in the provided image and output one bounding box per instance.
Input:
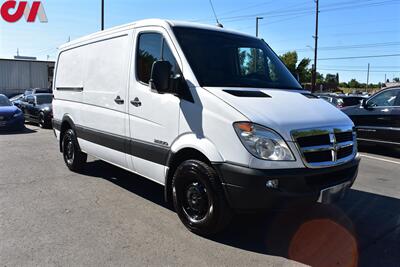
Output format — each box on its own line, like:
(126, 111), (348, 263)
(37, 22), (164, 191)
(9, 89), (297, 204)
(52, 19), (360, 235)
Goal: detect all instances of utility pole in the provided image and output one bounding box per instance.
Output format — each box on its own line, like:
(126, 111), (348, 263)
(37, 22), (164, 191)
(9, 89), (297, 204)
(311, 0), (319, 93)
(101, 0), (104, 30)
(256, 17), (263, 37)
(366, 63), (370, 91)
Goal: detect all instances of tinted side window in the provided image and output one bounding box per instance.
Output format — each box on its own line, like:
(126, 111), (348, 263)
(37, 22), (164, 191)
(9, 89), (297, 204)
(137, 33), (162, 84)
(162, 41), (180, 77)
(343, 97), (362, 106)
(36, 95), (53, 105)
(394, 90), (400, 106)
(26, 96), (34, 103)
(368, 90), (398, 107)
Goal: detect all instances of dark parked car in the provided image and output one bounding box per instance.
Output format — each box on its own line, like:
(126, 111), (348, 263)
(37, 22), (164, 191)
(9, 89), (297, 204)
(0, 94), (24, 131)
(20, 93), (53, 128)
(9, 94), (25, 108)
(318, 94), (366, 109)
(342, 87), (400, 147)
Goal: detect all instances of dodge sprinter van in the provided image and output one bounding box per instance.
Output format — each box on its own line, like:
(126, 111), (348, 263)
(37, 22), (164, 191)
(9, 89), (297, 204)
(52, 19), (360, 235)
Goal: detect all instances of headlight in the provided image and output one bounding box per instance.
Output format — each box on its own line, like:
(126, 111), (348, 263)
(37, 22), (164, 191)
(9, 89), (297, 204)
(13, 109), (23, 118)
(233, 122), (295, 161)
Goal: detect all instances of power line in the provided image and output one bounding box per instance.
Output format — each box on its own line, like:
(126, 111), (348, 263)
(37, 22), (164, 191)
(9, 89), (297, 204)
(319, 65), (400, 69)
(196, 0), (398, 24)
(267, 28), (399, 44)
(277, 41), (400, 53)
(272, 16), (399, 32)
(319, 68), (400, 73)
(235, 13), (312, 30)
(216, 0), (276, 17)
(321, 30), (400, 37)
(193, 0), (312, 23)
(318, 54), (400, 60)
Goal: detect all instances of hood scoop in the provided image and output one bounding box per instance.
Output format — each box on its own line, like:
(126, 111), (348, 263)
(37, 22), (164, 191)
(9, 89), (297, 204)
(223, 90), (271, 98)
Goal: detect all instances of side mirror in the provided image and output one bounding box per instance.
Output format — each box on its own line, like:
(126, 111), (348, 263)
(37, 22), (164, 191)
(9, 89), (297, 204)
(361, 99), (366, 106)
(362, 99), (373, 110)
(150, 61), (172, 94)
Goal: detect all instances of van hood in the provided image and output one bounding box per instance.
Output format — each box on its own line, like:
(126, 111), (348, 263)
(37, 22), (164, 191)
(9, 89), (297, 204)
(203, 87), (354, 141)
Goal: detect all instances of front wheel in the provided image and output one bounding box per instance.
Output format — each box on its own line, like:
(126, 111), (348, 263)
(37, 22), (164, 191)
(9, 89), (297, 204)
(38, 112), (47, 128)
(62, 129), (87, 172)
(172, 160), (233, 236)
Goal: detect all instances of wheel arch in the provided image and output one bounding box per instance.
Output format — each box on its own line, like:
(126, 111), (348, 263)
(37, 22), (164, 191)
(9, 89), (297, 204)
(164, 134), (225, 202)
(59, 114), (77, 152)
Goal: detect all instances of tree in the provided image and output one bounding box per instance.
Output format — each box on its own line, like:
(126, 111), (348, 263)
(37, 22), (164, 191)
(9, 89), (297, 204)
(348, 78), (361, 88)
(238, 48), (265, 75)
(394, 77), (400, 82)
(316, 72), (324, 84)
(279, 51), (311, 84)
(325, 73), (338, 84)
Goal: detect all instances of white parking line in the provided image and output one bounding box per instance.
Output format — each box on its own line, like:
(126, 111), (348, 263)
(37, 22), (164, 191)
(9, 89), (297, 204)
(359, 153), (400, 165)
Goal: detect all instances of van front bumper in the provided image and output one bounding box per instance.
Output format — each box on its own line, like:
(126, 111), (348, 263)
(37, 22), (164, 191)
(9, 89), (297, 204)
(213, 156), (360, 211)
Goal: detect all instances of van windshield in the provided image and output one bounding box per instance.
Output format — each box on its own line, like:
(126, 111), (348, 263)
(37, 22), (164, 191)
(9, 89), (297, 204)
(173, 27), (302, 90)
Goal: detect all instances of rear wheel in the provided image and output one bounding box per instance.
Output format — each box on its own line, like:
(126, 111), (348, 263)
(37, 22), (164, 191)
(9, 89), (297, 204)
(172, 159), (232, 236)
(62, 128), (87, 172)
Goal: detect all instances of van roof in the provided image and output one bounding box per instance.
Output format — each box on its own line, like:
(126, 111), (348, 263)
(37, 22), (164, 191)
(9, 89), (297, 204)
(59, 19), (255, 50)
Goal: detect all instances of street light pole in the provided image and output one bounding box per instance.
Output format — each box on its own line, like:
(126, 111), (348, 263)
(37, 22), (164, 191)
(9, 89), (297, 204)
(101, 0), (104, 30)
(256, 17), (263, 37)
(311, 0), (319, 93)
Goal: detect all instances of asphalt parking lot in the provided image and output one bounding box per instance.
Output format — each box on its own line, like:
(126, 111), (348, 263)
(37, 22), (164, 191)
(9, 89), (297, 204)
(1, 125), (399, 267)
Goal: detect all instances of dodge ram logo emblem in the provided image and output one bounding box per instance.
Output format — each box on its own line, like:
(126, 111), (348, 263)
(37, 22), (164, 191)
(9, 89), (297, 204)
(329, 132), (338, 162)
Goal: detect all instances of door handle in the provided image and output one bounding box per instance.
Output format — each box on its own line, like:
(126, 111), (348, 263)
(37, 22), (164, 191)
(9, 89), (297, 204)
(114, 96), (124, 104)
(130, 97), (142, 107)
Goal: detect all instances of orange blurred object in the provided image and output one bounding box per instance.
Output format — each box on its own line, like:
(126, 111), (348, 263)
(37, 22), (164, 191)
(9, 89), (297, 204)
(289, 219), (358, 267)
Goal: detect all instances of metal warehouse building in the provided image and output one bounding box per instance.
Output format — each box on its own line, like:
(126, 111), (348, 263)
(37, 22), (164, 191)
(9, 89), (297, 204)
(0, 58), (55, 96)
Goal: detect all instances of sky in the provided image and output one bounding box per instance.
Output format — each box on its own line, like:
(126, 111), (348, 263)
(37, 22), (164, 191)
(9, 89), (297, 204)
(0, 0), (399, 84)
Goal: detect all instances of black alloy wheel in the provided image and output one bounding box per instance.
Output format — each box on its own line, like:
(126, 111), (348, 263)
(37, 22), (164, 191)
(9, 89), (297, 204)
(172, 159), (232, 236)
(183, 180), (209, 222)
(62, 128), (87, 171)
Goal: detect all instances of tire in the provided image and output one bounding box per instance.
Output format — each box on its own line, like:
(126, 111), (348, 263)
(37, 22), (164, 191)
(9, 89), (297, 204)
(172, 159), (233, 236)
(62, 128), (87, 172)
(38, 112), (46, 128)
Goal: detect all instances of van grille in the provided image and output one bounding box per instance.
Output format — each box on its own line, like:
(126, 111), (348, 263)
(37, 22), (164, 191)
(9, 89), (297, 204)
(292, 126), (356, 168)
